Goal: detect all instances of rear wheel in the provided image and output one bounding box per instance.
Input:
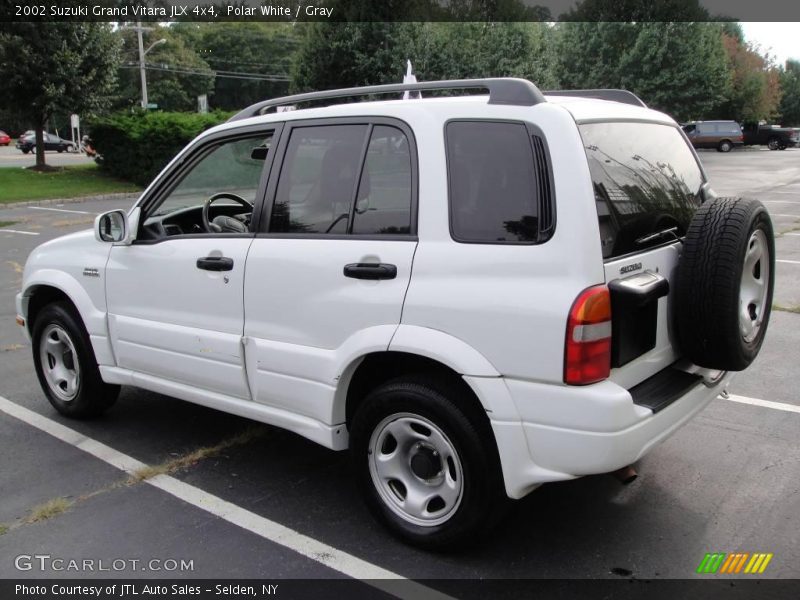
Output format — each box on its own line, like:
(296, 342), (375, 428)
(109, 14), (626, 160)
(350, 375), (506, 549)
(32, 302), (119, 418)
(717, 140), (733, 153)
(768, 137), (780, 150)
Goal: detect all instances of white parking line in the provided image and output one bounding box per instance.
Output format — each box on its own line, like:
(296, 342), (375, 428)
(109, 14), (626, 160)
(771, 214), (800, 218)
(1, 229), (39, 236)
(28, 206), (93, 215)
(777, 259), (800, 265)
(0, 395), (451, 600)
(723, 394), (800, 415)
(763, 200), (799, 204)
(783, 233), (800, 236)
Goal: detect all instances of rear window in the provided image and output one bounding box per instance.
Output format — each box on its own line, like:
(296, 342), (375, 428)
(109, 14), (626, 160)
(446, 121), (544, 243)
(579, 122), (703, 259)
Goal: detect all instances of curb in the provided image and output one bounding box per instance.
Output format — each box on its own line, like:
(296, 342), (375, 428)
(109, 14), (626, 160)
(0, 192), (141, 210)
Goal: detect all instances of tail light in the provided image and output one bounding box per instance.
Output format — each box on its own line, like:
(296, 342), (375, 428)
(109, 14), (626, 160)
(564, 285), (612, 385)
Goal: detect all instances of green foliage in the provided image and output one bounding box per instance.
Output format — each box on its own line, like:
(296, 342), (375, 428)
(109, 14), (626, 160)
(292, 22), (557, 93)
(91, 111), (231, 186)
(0, 164), (140, 204)
(114, 26), (214, 112)
(0, 22), (121, 167)
(554, 22), (731, 122)
(171, 22), (297, 111)
(561, 0), (710, 21)
(779, 60), (800, 126)
(717, 34), (781, 123)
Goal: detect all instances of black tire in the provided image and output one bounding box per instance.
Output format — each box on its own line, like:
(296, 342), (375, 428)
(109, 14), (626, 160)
(21, 148), (29, 154)
(350, 375), (506, 549)
(675, 197), (775, 371)
(31, 301), (120, 418)
(717, 140), (733, 153)
(767, 137), (779, 150)
(57, 146), (64, 153)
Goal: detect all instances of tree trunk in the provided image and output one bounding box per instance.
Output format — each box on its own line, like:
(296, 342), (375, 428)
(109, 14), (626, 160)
(34, 123), (46, 168)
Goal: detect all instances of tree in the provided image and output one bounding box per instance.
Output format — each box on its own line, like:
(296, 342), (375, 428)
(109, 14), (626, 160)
(113, 25), (213, 112)
(291, 22), (557, 93)
(618, 23), (731, 122)
(560, 0), (710, 21)
(717, 34), (782, 123)
(554, 22), (731, 122)
(778, 60), (800, 126)
(172, 22), (298, 111)
(0, 23), (121, 169)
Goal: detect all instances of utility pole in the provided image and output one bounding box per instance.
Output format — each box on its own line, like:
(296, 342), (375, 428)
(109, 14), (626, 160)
(137, 22), (147, 109)
(127, 22), (164, 110)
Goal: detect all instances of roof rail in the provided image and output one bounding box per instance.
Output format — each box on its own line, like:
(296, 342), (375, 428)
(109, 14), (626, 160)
(228, 78), (546, 122)
(544, 89), (647, 108)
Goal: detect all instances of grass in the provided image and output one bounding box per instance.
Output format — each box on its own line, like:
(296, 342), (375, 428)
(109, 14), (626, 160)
(129, 426), (265, 483)
(0, 221), (18, 228)
(0, 164), (140, 204)
(25, 497), (74, 524)
(0, 524), (8, 536)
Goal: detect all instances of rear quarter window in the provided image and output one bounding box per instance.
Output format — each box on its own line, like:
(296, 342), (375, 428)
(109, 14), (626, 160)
(579, 122), (703, 259)
(446, 121), (550, 244)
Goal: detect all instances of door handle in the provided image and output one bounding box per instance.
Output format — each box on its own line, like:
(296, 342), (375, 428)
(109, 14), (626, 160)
(343, 263), (397, 280)
(196, 256), (234, 271)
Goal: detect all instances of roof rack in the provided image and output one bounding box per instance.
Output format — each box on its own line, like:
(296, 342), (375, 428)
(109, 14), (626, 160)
(228, 78), (546, 122)
(544, 89), (647, 108)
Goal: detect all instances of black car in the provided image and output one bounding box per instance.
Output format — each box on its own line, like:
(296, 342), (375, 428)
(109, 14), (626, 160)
(16, 132), (76, 154)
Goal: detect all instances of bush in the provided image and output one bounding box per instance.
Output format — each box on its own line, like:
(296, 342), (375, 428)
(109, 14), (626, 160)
(90, 110), (231, 186)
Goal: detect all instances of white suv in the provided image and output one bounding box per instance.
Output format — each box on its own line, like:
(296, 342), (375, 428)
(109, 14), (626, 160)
(16, 79), (775, 548)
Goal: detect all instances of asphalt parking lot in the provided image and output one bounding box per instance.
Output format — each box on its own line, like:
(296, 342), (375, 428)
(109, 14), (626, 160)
(0, 149), (798, 590)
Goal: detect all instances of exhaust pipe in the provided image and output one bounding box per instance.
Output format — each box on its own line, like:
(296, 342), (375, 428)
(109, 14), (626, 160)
(611, 465), (638, 485)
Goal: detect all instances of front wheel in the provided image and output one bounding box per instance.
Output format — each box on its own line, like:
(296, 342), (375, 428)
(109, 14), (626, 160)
(350, 376), (506, 549)
(32, 302), (119, 418)
(717, 140), (733, 153)
(768, 138), (780, 150)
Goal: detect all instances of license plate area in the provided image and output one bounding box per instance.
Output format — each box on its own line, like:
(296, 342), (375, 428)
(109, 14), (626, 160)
(609, 271), (669, 367)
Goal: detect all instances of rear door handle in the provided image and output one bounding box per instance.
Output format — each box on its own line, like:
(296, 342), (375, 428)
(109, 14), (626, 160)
(196, 256), (234, 271)
(343, 263), (397, 280)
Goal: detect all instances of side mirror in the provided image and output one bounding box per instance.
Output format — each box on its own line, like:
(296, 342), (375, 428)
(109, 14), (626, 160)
(95, 207), (142, 245)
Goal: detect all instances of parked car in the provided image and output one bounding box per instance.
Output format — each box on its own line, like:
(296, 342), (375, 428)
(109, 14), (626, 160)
(15, 132), (76, 154)
(0, 130), (10, 146)
(741, 123), (798, 150)
(682, 120), (744, 152)
(16, 78), (775, 549)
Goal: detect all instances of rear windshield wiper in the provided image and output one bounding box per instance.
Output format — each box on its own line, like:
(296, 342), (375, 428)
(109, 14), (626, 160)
(634, 226), (680, 246)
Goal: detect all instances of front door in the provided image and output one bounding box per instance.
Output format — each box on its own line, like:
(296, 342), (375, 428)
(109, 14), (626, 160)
(106, 128), (279, 400)
(243, 120), (418, 424)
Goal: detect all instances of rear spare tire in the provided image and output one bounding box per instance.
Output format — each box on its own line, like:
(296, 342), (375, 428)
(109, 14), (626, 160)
(675, 197), (774, 371)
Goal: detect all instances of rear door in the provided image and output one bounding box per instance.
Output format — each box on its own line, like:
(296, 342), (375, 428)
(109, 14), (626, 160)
(580, 121), (705, 389)
(243, 118), (418, 424)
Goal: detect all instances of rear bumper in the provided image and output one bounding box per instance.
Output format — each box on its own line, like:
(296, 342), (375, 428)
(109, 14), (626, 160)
(482, 368), (734, 499)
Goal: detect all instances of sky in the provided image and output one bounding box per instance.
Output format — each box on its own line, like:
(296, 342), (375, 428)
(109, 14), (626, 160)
(740, 23), (800, 67)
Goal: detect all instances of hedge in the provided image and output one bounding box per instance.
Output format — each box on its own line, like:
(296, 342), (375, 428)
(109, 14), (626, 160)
(90, 110), (231, 187)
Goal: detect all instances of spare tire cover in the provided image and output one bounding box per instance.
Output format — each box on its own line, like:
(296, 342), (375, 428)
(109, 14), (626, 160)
(675, 197), (775, 371)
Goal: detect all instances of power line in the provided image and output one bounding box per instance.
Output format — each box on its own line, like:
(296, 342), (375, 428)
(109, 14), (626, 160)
(120, 63), (290, 82)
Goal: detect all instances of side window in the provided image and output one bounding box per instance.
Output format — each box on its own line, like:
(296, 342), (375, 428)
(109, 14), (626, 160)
(150, 134), (273, 223)
(446, 121), (540, 243)
(351, 126), (413, 235)
(270, 125), (368, 234)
